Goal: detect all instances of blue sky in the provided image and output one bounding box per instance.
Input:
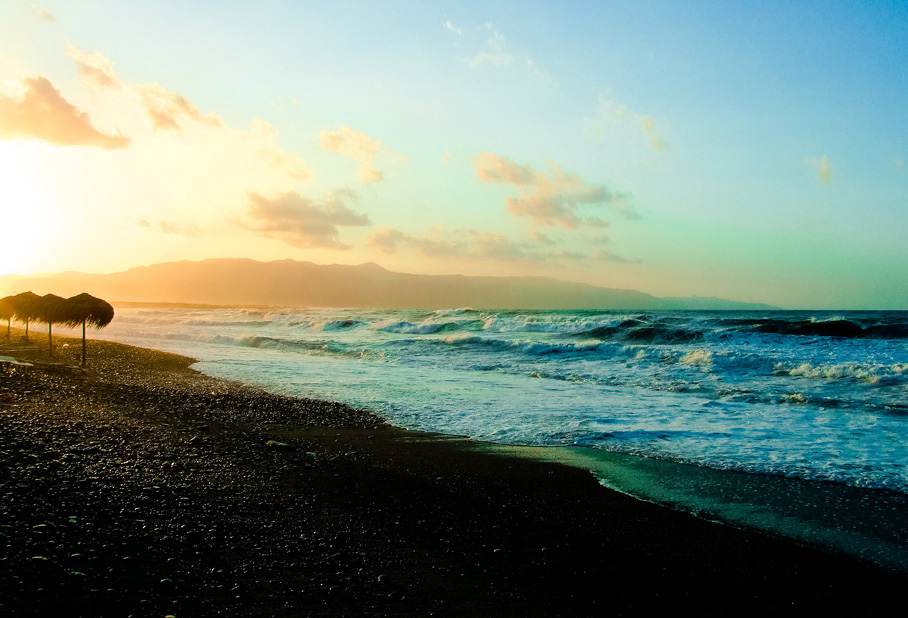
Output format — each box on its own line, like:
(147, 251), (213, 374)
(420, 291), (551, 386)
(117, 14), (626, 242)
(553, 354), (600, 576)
(1, 0), (906, 307)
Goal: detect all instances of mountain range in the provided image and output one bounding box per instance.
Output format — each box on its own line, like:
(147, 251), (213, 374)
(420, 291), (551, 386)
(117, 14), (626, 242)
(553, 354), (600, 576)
(1, 258), (774, 310)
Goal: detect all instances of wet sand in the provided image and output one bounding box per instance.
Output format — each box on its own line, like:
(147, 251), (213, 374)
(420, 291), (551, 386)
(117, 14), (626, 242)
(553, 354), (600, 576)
(2, 328), (906, 616)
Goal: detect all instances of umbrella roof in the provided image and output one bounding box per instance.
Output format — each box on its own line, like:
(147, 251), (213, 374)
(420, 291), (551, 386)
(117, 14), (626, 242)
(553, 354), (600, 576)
(34, 294), (69, 324)
(10, 291), (43, 321)
(61, 293), (115, 328)
(0, 295), (14, 319)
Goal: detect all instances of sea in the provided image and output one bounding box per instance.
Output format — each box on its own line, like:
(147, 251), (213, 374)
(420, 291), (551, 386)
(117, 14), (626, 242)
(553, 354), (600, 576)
(73, 307), (908, 571)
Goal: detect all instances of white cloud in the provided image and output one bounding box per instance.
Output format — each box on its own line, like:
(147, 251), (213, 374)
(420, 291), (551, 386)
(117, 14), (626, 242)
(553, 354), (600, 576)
(443, 19), (462, 35)
(470, 29), (513, 68)
(32, 4), (54, 21)
(136, 219), (202, 237)
(587, 95), (667, 153)
(67, 44), (119, 89)
(320, 125), (402, 183)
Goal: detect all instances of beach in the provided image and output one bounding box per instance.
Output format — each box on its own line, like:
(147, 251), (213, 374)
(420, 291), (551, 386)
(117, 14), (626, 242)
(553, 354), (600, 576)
(2, 328), (907, 617)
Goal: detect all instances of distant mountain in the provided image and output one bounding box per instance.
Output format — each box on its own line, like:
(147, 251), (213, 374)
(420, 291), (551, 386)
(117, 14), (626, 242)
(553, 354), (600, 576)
(1, 258), (775, 310)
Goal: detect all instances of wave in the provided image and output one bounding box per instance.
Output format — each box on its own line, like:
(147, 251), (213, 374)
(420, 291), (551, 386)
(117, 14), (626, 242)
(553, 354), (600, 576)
(375, 320), (466, 335)
(312, 319), (365, 331)
(717, 316), (908, 340)
(208, 334), (347, 355)
(180, 319), (272, 328)
(576, 322), (705, 344)
(775, 361), (908, 384)
(481, 315), (631, 335)
(441, 334), (610, 357)
(432, 308), (478, 316)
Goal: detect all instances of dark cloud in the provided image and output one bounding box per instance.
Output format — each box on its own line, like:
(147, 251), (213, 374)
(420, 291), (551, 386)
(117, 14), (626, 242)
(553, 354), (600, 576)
(472, 150), (636, 227)
(368, 226), (599, 264)
(593, 249), (641, 264)
(368, 227), (466, 257)
(246, 191), (370, 250)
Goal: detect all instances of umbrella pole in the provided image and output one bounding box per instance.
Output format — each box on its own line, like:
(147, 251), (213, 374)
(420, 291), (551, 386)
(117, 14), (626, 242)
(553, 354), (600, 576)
(82, 320), (86, 367)
(25, 319), (29, 343)
(48, 323), (53, 357)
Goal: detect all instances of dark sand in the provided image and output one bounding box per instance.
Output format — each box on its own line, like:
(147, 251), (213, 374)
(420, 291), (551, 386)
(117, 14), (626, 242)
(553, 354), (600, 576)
(2, 328), (907, 616)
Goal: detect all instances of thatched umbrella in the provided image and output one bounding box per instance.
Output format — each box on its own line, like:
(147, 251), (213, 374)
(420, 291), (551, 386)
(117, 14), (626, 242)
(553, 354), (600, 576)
(0, 295), (13, 338)
(10, 291), (42, 343)
(34, 293), (68, 357)
(59, 293), (115, 366)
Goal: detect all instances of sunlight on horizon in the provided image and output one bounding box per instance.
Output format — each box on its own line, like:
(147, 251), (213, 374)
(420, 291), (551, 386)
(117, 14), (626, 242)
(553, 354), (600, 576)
(0, 142), (65, 276)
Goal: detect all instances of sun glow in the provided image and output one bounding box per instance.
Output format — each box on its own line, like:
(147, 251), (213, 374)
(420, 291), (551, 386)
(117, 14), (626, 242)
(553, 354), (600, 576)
(0, 142), (65, 276)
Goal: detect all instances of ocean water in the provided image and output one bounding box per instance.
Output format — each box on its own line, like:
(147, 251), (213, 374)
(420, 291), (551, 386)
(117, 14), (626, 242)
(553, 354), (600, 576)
(74, 307), (908, 569)
(87, 307), (908, 494)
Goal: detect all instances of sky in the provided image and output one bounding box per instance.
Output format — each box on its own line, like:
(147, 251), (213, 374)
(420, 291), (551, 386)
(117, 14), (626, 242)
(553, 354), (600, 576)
(1, 0), (906, 309)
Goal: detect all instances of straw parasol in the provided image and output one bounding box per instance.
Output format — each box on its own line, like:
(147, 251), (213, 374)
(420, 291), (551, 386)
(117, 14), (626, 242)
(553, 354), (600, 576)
(0, 295), (13, 338)
(59, 293), (115, 366)
(10, 291), (43, 343)
(34, 293), (68, 357)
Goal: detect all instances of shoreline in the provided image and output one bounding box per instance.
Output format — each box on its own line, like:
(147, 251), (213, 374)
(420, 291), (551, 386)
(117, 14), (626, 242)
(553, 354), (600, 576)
(2, 327), (907, 615)
(487, 443), (908, 573)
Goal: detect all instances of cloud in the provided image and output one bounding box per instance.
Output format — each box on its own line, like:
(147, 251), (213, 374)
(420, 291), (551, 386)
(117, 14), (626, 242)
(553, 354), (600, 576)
(896, 157), (905, 170)
(137, 218), (201, 236)
(32, 4), (54, 21)
(462, 25), (553, 83)
(470, 29), (514, 68)
(529, 231), (556, 246)
(806, 156), (833, 184)
(245, 190), (370, 250)
(0, 76), (129, 149)
(593, 249), (640, 264)
(473, 150), (536, 184)
(251, 119), (311, 182)
(444, 19), (462, 35)
(67, 43), (119, 88)
(472, 231), (537, 261)
(320, 126), (396, 183)
(588, 96), (666, 153)
(368, 226), (601, 264)
(140, 83), (224, 132)
(472, 150), (635, 227)
(368, 226), (533, 261)
(818, 156), (833, 183)
(641, 116), (665, 152)
(64, 44), (309, 183)
(369, 226), (466, 257)
(66, 45), (224, 132)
